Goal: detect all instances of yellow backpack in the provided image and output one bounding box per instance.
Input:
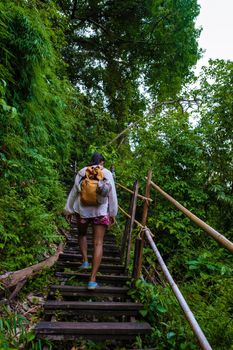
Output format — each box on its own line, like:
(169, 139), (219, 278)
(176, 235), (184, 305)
(80, 166), (104, 206)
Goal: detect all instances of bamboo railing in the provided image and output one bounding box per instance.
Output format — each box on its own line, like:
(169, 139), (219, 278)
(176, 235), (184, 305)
(117, 171), (233, 350)
(149, 180), (233, 253)
(144, 227), (212, 350)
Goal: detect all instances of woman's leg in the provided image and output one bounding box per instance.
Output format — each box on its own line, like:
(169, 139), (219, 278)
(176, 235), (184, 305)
(89, 225), (106, 282)
(78, 234), (88, 262)
(77, 215), (89, 263)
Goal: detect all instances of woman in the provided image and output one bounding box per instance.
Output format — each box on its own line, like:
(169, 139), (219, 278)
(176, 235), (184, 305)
(64, 153), (118, 289)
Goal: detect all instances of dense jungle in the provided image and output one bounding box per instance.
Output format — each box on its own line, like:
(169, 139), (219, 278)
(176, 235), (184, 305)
(0, 1), (232, 349)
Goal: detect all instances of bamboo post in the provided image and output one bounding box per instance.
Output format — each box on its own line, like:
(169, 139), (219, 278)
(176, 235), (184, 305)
(134, 170), (152, 278)
(132, 238), (141, 279)
(120, 181), (138, 261)
(124, 181), (139, 271)
(120, 207), (132, 261)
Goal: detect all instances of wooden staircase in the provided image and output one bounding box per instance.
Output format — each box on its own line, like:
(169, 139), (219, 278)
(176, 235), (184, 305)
(35, 225), (151, 345)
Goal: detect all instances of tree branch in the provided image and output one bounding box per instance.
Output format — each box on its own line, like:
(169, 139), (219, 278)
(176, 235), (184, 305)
(57, 0), (69, 16)
(0, 243), (64, 289)
(106, 122), (138, 146)
(71, 0), (78, 20)
(149, 98), (201, 113)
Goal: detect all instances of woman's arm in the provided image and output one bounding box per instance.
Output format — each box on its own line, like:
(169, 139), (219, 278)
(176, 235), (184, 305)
(64, 173), (81, 214)
(107, 171), (118, 217)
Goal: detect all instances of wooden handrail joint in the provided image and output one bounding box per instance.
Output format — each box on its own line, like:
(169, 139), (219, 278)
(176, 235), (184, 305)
(116, 182), (152, 202)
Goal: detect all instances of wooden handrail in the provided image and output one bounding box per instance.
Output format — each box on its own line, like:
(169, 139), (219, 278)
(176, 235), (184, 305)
(118, 202), (213, 350)
(145, 228), (212, 350)
(116, 182), (152, 202)
(149, 180), (233, 254)
(118, 205), (143, 228)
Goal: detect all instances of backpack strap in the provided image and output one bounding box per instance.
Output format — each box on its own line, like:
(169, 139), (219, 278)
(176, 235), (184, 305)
(85, 166), (104, 181)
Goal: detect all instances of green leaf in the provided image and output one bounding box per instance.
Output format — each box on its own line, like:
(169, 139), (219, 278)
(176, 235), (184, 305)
(26, 331), (35, 342)
(167, 331), (176, 339)
(139, 309), (148, 317)
(157, 304), (167, 313)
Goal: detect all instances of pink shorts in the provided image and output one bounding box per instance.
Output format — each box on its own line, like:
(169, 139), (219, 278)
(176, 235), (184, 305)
(76, 214), (110, 226)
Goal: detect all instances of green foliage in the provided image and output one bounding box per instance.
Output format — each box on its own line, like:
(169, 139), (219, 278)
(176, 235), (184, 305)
(129, 277), (233, 349)
(114, 60), (233, 349)
(0, 306), (52, 349)
(58, 0), (200, 135)
(129, 279), (199, 349)
(21, 267), (58, 298)
(0, 1), (232, 349)
(194, 60), (233, 236)
(0, 1), (74, 271)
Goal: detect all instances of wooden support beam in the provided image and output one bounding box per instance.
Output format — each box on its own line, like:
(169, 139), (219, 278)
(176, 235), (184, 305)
(124, 181), (139, 271)
(132, 238), (141, 279)
(120, 181), (139, 263)
(9, 279), (27, 301)
(135, 170), (152, 279)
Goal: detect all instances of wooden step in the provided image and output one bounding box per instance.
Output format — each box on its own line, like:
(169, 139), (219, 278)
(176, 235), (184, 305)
(44, 301), (143, 316)
(63, 248), (121, 257)
(55, 272), (129, 285)
(67, 240), (117, 246)
(59, 253), (121, 264)
(35, 321), (151, 340)
(57, 261), (125, 274)
(68, 228), (113, 233)
(67, 233), (116, 240)
(65, 249), (121, 257)
(63, 245), (120, 252)
(68, 237), (116, 243)
(49, 285), (129, 298)
(66, 241), (119, 250)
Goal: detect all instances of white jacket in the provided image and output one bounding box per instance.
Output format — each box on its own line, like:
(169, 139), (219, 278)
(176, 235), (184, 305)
(64, 166), (118, 218)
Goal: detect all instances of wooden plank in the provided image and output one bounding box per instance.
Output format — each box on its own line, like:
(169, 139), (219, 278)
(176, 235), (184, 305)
(49, 285), (129, 298)
(55, 272), (129, 285)
(56, 262), (125, 273)
(36, 333), (149, 341)
(62, 248), (120, 257)
(35, 321), (151, 335)
(44, 309), (140, 317)
(45, 301), (143, 310)
(66, 241), (119, 251)
(67, 238), (117, 244)
(44, 301), (143, 316)
(68, 236), (116, 243)
(59, 254), (121, 264)
(67, 235), (116, 242)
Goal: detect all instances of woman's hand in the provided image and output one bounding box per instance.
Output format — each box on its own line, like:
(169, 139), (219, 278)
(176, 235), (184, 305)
(65, 212), (73, 223)
(109, 216), (116, 227)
